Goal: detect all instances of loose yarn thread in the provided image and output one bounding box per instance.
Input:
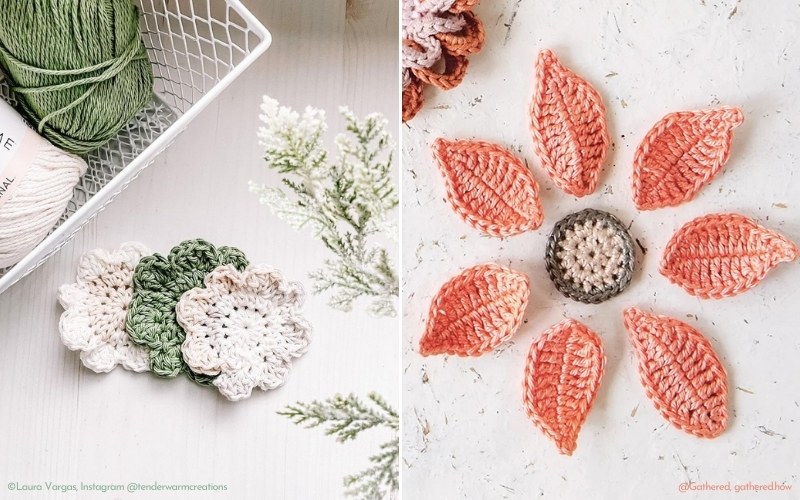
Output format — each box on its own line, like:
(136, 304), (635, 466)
(0, 0), (154, 154)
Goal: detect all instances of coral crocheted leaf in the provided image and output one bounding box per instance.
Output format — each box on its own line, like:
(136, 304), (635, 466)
(420, 263), (529, 356)
(661, 213), (799, 299)
(633, 107), (744, 210)
(623, 307), (728, 438)
(523, 319), (605, 455)
(432, 138), (544, 237)
(530, 49), (609, 197)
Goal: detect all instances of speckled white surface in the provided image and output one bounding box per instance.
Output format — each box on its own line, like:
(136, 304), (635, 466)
(401, 1), (800, 498)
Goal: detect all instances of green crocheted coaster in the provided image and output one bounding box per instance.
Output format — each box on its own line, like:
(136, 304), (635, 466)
(126, 239), (249, 384)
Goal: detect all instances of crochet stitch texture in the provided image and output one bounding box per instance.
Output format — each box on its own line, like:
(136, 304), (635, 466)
(177, 265), (311, 401)
(402, 0), (484, 121)
(432, 138), (544, 237)
(126, 239), (249, 383)
(58, 242), (151, 373)
(419, 263), (529, 356)
(545, 209), (634, 304)
(632, 107), (744, 210)
(530, 49), (609, 197)
(661, 213), (799, 299)
(623, 307), (728, 438)
(523, 319), (605, 455)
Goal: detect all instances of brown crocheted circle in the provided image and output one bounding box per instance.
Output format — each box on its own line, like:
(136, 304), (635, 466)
(545, 209), (635, 304)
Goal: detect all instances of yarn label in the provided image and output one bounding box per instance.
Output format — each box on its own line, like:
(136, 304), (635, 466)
(0, 99), (43, 209)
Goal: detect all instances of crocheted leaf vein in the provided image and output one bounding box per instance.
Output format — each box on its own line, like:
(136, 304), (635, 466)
(660, 213), (799, 299)
(177, 264), (311, 401)
(58, 242), (151, 373)
(126, 239), (249, 383)
(623, 307), (728, 438)
(530, 49), (609, 197)
(419, 263), (529, 356)
(633, 107), (744, 210)
(432, 138), (544, 237)
(523, 319), (605, 455)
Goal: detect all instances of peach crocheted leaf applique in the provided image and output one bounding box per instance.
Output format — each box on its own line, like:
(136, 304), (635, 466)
(420, 263), (530, 356)
(633, 107), (744, 210)
(432, 138), (544, 237)
(661, 213), (799, 299)
(623, 307), (728, 438)
(530, 49), (609, 197)
(523, 319), (605, 456)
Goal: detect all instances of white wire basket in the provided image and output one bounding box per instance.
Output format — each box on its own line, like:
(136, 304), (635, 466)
(0, 0), (271, 295)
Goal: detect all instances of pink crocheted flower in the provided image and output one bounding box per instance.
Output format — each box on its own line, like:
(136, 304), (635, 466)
(177, 264), (312, 401)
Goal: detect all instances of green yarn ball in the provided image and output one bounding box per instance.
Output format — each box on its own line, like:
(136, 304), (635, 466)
(0, 0), (154, 154)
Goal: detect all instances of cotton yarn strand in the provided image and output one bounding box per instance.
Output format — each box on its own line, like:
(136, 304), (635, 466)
(0, 142), (86, 269)
(0, 0), (153, 154)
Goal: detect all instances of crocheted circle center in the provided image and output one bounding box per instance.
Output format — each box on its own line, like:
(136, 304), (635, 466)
(177, 265), (311, 401)
(546, 209), (635, 304)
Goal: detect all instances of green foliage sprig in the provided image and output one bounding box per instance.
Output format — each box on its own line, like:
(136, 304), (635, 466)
(250, 97), (398, 317)
(279, 393), (399, 499)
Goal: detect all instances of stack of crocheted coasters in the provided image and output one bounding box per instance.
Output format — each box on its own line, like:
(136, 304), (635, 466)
(417, 47), (799, 455)
(58, 239), (312, 402)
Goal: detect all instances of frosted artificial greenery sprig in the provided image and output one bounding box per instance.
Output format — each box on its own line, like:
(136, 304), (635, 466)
(279, 393), (399, 500)
(249, 97), (398, 317)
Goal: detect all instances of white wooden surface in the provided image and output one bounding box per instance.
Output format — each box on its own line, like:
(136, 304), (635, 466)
(0, 1), (398, 499)
(402, 1), (800, 498)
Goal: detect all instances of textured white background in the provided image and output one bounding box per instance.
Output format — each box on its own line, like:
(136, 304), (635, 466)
(402, 0), (800, 498)
(0, 1), (398, 499)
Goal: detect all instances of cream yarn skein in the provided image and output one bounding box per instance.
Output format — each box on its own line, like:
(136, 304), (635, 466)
(0, 140), (86, 269)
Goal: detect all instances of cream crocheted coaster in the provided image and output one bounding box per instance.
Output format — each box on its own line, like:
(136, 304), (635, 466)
(58, 242), (151, 373)
(177, 264), (312, 401)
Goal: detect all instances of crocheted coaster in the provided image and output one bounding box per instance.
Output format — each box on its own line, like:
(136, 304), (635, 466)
(545, 209), (635, 304)
(623, 307), (728, 438)
(633, 107), (744, 210)
(177, 265), (311, 401)
(523, 319), (605, 455)
(530, 49), (609, 197)
(431, 138), (544, 237)
(402, 0), (484, 121)
(126, 239), (249, 383)
(661, 213), (799, 299)
(419, 263), (529, 356)
(58, 243), (151, 373)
